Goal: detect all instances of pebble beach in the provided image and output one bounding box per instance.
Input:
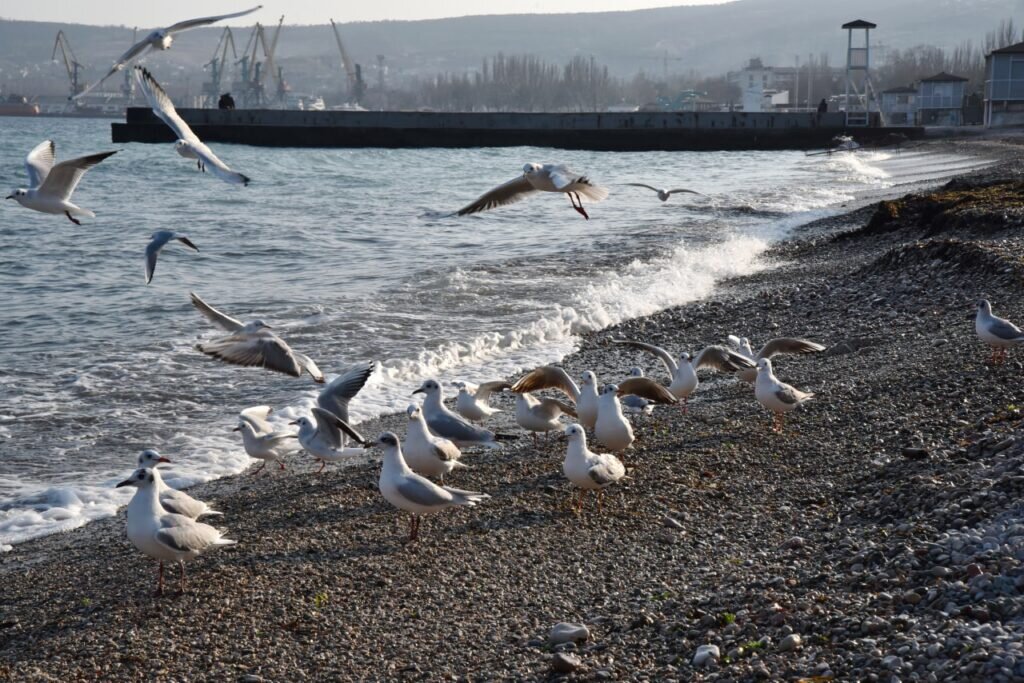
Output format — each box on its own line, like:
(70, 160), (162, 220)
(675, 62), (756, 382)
(3, 138), (1024, 681)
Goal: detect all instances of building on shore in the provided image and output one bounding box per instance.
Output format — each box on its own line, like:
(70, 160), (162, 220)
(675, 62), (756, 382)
(728, 58), (799, 112)
(917, 72), (967, 126)
(880, 86), (917, 126)
(984, 41), (1024, 127)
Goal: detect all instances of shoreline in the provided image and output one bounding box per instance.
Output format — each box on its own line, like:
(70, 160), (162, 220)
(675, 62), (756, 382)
(3, 137), (1024, 680)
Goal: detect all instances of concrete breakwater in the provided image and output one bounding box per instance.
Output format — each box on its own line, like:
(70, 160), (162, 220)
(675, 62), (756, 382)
(111, 108), (923, 151)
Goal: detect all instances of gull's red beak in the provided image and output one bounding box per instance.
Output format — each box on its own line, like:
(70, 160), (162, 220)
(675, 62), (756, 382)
(158, 456), (171, 464)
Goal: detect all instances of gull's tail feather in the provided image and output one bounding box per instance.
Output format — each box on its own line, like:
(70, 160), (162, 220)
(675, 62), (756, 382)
(444, 488), (490, 506)
(200, 509), (224, 517)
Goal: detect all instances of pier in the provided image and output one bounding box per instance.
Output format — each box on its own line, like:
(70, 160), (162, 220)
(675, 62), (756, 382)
(112, 108), (923, 151)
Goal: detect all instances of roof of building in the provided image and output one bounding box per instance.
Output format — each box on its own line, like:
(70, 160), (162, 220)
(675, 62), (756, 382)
(882, 86), (917, 94)
(989, 41), (1024, 55)
(842, 19), (877, 29)
(921, 72), (968, 82)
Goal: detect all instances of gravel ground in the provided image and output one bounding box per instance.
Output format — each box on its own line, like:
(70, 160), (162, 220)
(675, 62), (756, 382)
(3, 140), (1024, 682)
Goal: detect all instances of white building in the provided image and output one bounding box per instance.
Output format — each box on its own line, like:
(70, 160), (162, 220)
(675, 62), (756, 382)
(985, 41), (1024, 127)
(880, 85), (917, 126)
(728, 58), (797, 112)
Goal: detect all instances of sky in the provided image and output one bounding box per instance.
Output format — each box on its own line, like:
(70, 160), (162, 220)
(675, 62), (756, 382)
(1, 0), (732, 26)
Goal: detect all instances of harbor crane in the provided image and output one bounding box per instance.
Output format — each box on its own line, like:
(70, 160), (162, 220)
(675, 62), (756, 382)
(202, 27), (237, 107)
(329, 19), (365, 104)
(263, 15), (287, 103)
(121, 28), (138, 103)
(235, 23), (267, 107)
(51, 30), (85, 99)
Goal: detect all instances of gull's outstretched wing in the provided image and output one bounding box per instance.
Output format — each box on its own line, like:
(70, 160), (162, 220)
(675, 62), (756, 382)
(317, 361), (374, 422)
(475, 381), (510, 401)
(692, 345), (755, 372)
(510, 366), (581, 402)
(456, 176), (537, 216)
(189, 292), (244, 332)
(190, 142), (251, 186)
(312, 407), (366, 448)
(24, 140), (55, 188)
(616, 377), (678, 404)
(756, 337), (827, 360)
(196, 332), (303, 378)
(135, 67), (200, 144)
(666, 188), (703, 196)
(239, 405), (274, 434)
(625, 183), (659, 193)
(611, 339), (679, 377)
(37, 151), (117, 201)
(73, 40), (152, 100)
(165, 6), (263, 34)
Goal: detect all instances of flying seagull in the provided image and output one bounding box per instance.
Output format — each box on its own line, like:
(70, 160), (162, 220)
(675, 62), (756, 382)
(135, 67), (251, 185)
(625, 183), (703, 202)
(457, 163), (608, 219)
(5, 140), (116, 225)
(74, 6), (262, 100)
(189, 291), (324, 382)
(145, 230), (198, 284)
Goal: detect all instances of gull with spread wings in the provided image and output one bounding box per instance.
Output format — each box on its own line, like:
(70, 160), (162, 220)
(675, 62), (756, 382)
(457, 163), (608, 219)
(625, 183), (704, 202)
(5, 140), (116, 225)
(135, 67), (250, 185)
(74, 6), (262, 99)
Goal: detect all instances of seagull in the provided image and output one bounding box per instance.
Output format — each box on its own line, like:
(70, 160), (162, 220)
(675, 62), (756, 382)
(412, 379), (513, 449)
(620, 368), (655, 415)
(117, 467), (236, 595)
(233, 406), (298, 474)
(513, 391), (577, 445)
(374, 432), (489, 542)
(293, 407), (367, 473)
(190, 291), (325, 382)
(145, 230), (198, 284)
(457, 163), (609, 220)
(404, 404), (466, 484)
(613, 340), (753, 412)
(5, 140), (116, 225)
(727, 335), (826, 382)
(74, 6), (263, 100)
(317, 361), (375, 421)
(135, 67), (251, 186)
(135, 449), (222, 519)
(562, 423), (626, 513)
(452, 380), (510, 423)
(625, 183), (703, 202)
(594, 384), (634, 454)
(754, 358), (814, 433)
(975, 299), (1024, 364)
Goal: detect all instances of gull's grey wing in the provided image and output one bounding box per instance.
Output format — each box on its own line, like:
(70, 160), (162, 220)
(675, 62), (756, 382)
(135, 67), (200, 144)
(616, 377), (677, 404)
(37, 151), (117, 201)
(159, 490), (203, 519)
(426, 410), (496, 444)
(456, 176), (537, 216)
(189, 292), (244, 332)
(239, 405), (274, 434)
(155, 516), (226, 554)
(293, 352), (325, 384)
(144, 232), (172, 284)
(756, 337), (827, 359)
(24, 140), (55, 187)
(475, 381), (511, 401)
(988, 317), (1024, 341)
(666, 188), (704, 196)
(190, 142), (251, 186)
(611, 339), (679, 377)
(538, 397), (577, 418)
(625, 183), (659, 193)
(317, 361), (374, 422)
(588, 454), (625, 486)
(776, 383), (812, 405)
(620, 395), (650, 410)
(196, 332), (302, 378)
(510, 366), (581, 402)
(312, 407), (365, 447)
(692, 345), (755, 372)
(397, 475), (452, 507)
(73, 41), (151, 100)
(165, 6), (263, 34)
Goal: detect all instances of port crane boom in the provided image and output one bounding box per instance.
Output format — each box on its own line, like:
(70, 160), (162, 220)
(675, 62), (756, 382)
(51, 30), (85, 98)
(329, 18), (365, 103)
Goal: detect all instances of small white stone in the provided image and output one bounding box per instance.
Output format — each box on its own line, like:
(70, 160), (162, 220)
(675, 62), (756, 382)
(692, 644), (720, 667)
(549, 622), (589, 645)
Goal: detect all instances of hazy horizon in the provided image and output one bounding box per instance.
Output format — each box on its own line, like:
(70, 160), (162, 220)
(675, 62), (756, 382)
(0, 0), (734, 27)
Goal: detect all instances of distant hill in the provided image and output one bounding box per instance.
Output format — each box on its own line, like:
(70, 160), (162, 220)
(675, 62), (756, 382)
(1, 0), (1020, 97)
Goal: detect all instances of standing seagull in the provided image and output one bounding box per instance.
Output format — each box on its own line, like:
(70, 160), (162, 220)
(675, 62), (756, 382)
(452, 380), (510, 423)
(625, 183), (703, 202)
(293, 408), (367, 473)
(513, 391), (577, 445)
(457, 163), (608, 219)
(233, 406), (298, 474)
(727, 335), (826, 383)
(404, 404), (466, 484)
(413, 379), (512, 449)
(754, 358), (814, 433)
(975, 299), (1024, 364)
(135, 449), (222, 519)
(613, 339), (753, 412)
(136, 67), (251, 185)
(5, 140), (116, 225)
(190, 291), (325, 382)
(145, 230), (198, 284)
(374, 432), (489, 542)
(117, 467), (235, 595)
(74, 6), (263, 99)
(562, 424), (626, 513)
(594, 384), (634, 454)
